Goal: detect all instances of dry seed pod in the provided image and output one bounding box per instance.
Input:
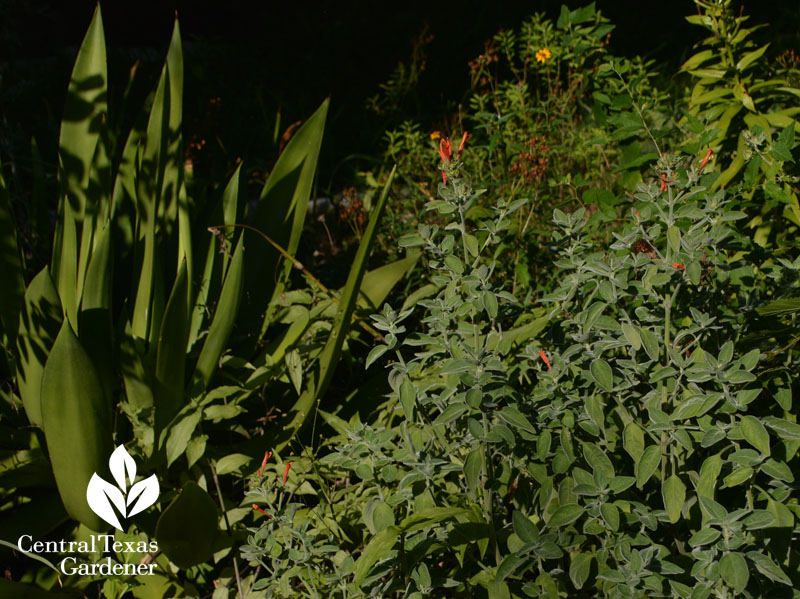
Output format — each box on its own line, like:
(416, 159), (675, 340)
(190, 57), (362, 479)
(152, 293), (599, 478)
(632, 238), (658, 259)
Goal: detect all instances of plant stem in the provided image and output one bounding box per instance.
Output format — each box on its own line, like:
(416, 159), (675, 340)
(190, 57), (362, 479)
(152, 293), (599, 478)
(481, 412), (500, 565)
(208, 223), (383, 342)
(210, 461), (245, 599)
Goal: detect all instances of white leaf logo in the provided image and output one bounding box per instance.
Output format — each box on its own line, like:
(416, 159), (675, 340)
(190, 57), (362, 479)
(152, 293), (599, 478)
(86, 445), (160, 531)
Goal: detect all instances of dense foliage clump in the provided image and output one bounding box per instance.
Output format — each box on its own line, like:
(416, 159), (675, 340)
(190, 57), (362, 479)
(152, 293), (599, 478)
(1, 1), (799, 598)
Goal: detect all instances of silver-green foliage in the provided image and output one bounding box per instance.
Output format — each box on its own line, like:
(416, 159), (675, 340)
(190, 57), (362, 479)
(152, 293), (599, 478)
(243, 146), (800, 598)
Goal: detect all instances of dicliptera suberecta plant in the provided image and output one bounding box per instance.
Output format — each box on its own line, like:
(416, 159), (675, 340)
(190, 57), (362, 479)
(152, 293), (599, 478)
(241, 140), (800, 598)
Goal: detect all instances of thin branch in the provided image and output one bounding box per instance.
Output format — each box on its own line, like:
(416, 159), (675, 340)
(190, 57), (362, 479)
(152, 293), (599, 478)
(210, 460), (245, 599)
(208, 223), (383, 342)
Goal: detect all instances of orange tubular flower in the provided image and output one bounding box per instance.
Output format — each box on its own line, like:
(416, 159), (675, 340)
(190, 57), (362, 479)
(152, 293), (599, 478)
(672, 263), (686, 270)
(438, 137), (453, 185)
(537, 349), (552, 371)
(457, 131), (469, 158)
(257, 450), (273, 476)
(252, 504), (273, 518)
(438, 137), (452, 163)
(283, 461), (294, 485)
(699, 148), (713, 171)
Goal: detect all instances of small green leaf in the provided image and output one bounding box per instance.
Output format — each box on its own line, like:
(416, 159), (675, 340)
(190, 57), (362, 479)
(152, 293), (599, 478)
(662, 474), (686, 523)
(736, 43), (769, 71)
(640, 327), (660, 361)
(747, 551), (792, 585)
(636, 445), (661, 488)
(761, 458), (794, 482)
(215, 453), (251, 475)
(498, 406), (536, 435)
(444, 255), (464, 274)
(569, 553), (593, 589)
(512, 511), (539, 543)
(699, 496), (728, 521)
(688, 528), (721, 547)
(399, 507), (467, 533)
(621, 322), (641, 350)
(285, 349), (303, 395)
(435, 403), (468, 425)
(764, 417), (800, 440)
(723, 466), (753, 487)
(497, 553), (527, 582)
(719, 552), (748, 593)
(687, 261), (701, 285)
(547, 504), (584, 529)
(465, 388), (482, 409)
(582, 443), (615, 479)
(740, 415), (770, 456)
(464, 449), (482, 494)
(372, 502), (395, 532)
(667, 225), (681, 253)
(487, 580), (511, 599)
(537, 429), (552, 460)
(353, 527), (398, 584)
(365, 344), (390, 368)
(742, 510), (776, 529)
(166, 411), (201, 467)
(464, 233), (479, 257)
(590, 359), (614, 392)
(484, 291), (498, 319)
(600, 503), (620, 531)
(623, 422), (645, 463)
(399, 378), (415, 418)
(697, 453), (723, 498)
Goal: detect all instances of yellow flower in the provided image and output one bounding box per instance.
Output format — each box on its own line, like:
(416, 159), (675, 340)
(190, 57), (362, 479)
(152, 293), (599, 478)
(430, 131), (441, 141)
(535, 48), (552, 64)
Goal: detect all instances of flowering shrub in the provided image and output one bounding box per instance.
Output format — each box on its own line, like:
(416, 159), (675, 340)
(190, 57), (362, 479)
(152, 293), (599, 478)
(243, 130), (800, 597)
(378, 4), (670, 299)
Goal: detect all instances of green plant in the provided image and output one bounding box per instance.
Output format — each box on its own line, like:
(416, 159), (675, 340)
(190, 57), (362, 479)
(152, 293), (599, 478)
(242, 135), (552, 597)
(680, 0), (800, 245)
(0, 6), (413, 598)
(243, 132), (800, 598)
(377, 4), (671, 302)
(495, 150), (798, 597)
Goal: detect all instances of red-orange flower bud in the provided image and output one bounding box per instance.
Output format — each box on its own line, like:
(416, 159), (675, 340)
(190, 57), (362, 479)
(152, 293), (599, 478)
(699, 148), (713, 171)
(457, 131), (469, 158)
(672, 263), (686, 270)
(537, 349), (552, 371)
(438, 137), (452, 163)
(257, 450), (273, 476)
(283, 461), (294, 485)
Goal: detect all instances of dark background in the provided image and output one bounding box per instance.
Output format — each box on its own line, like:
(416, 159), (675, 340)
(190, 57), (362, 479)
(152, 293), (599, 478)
(2, 0), (799, 192)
